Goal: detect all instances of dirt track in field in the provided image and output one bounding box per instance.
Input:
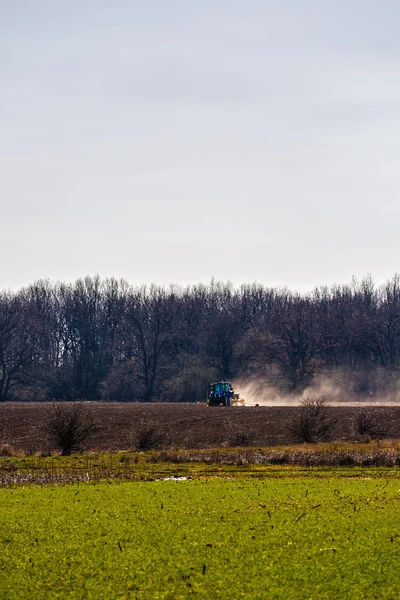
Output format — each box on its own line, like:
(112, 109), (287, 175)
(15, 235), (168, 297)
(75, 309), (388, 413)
(1, 402), (400, 453)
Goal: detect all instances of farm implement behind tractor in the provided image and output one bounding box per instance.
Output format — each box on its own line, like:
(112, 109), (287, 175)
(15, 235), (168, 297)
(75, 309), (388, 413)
(207, 381), (245, 406)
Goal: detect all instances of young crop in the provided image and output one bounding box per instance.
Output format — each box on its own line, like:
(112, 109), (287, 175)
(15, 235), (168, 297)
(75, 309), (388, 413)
(0, 479), (400, 599)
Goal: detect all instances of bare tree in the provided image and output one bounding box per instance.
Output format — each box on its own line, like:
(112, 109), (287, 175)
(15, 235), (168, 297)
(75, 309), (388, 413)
(4, 274), (400, 402)
(125, 286), (181, 402)
(0, 292), (36, 400)
(255, 294), (329, 392)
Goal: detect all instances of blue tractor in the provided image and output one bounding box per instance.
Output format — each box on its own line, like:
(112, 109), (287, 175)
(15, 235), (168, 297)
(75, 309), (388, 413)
(207, 381), (244, 406)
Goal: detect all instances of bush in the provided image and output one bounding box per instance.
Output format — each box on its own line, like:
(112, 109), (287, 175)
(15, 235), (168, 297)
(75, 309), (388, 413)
(133, 424), (166, 451)
(44, 402), (97, 456)
(352, 407), (386, 439)
(288, 397), (336, 443)
(0, 443), (14, 457)
(226, 423), (255, 447)
(268, 454), (290, 465)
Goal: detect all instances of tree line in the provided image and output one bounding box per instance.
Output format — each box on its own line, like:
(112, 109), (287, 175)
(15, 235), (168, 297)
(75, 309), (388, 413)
(1, 274), (400, 402)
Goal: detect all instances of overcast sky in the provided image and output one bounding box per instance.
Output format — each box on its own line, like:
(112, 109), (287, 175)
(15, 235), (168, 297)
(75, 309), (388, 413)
(1, 1), (400, 292)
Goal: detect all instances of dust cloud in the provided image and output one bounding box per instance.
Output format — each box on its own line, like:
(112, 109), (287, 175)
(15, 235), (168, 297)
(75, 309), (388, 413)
(232, 372), (400, 407)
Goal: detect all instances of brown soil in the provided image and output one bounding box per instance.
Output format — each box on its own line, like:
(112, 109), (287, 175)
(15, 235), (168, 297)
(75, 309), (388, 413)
(1, 402), (400, 454)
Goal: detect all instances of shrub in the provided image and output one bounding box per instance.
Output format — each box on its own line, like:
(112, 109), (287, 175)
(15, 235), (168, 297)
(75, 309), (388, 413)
(0, 443), (14, 457)
(268, 454), (290, 465)
(352, 407), (386, 439)
(336, 453), (357, 466)
(133, 425), (166, 451)
(226, 424), (255, 448)
(44, 402), (97, 456)
(288, 397), (336, 443)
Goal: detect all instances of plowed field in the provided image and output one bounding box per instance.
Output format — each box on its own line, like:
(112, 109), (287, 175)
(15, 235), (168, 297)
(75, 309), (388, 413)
(1, 402), (400, 453)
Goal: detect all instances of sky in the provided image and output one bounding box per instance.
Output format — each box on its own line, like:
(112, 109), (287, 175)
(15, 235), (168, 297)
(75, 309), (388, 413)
(1, 0), (400, 292)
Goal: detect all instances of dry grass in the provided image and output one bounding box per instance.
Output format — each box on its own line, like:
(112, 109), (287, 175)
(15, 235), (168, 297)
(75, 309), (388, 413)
(149, 443), (400, 467)
(2, 441), (400, 487)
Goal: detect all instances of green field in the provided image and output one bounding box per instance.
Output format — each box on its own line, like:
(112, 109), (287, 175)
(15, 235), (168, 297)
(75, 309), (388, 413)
(1, 476), (400, 599)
